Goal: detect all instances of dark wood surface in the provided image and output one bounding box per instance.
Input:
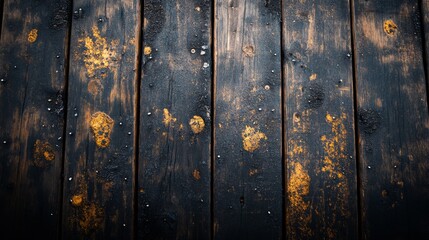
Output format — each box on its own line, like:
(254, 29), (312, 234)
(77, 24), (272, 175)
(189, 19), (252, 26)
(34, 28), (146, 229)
(1, 0), (429, 239)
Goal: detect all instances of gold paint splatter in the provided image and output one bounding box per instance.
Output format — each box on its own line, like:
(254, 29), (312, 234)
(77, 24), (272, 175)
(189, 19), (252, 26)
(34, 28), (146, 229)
(287, 161), (312, 238)
(242, 45), (255, 57)
(319, 112), (351, 234)
(163, 108), (176, 127)
(90, 112), (114, 148)
(193, 169), (201, 180)
(309, 73), (317, 81)
(79, 203), (104, 234)
(33, 140), (55, 167)
(242, 126), (267, 152)
(144, 46), (152, 55)
(72, 195), (83, 206)
(384, 20), (397, 36)
(189, 115), (205, 134)
(79, 26), (118, 78)
(28, 29), (38, 43)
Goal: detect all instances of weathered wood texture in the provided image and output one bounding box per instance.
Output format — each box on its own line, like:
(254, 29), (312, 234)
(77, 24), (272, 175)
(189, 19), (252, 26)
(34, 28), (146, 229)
(213, 1), (283, 239)
(0, 0), (71, 239)
(138, 0), (212, 239)
(61, 1), (140, 239)
(283, 0), (358, 239)
(423, 0), (429, 106)
(353, 0), (429, 239)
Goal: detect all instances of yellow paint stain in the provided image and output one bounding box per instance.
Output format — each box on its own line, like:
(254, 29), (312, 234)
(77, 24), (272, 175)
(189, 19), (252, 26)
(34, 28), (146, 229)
(384, 19), (397, 36)
(309, 73), (317, 81)
(189, 115), (205, 134)
(241, 126), (267, 152)
(144, 46), (152, 55)
(320, 112), (351, 230)
(79, 26), (118, 78)
(33, 140), (55, 167)
(79, 203), (104, 234)
(193, 169), (201, 180)
(28, 29), (38, 43)
(71, 195), (83, 206)
(163, 108), (176, 127)
(90, 112), (114, 148)
(287, 161), (312, 238)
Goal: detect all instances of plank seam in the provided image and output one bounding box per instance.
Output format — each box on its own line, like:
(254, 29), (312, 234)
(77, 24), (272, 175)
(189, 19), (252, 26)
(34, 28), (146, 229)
(59, 1), (74, 239)
(349, 0), (363, 239)
(280, 0), (286, 239)
(210, 0), (216, 239)
(418, 0), (429, 113)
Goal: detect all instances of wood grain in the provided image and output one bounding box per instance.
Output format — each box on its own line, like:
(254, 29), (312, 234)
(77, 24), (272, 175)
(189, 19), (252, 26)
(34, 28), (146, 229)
(213, 1), (283, 239)
(283, 0), (358, 239)
(353, 0), (429, 239)
(61, 1), (140, 239)
(0, 0), (71, 239)
(138, 0), (212, 239)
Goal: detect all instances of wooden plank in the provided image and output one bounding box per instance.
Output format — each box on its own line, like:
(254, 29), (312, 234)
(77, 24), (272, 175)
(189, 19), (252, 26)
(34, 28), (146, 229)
(213, 1), (283, 239)
(138, 0), (212, 238)
(61, 1), (140, 239)
(0, 0), (71, 239)
(353, 0), (429, 239)
(283, 0), (358, 239)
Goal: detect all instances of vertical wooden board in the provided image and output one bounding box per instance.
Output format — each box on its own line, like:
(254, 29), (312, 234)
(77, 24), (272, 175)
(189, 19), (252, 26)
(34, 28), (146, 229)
(0, 0), (70, 239)
(213, 1), (283, 239)
(61, 1), (140, 239)
(283, 0), (358, 239)
(138, 0), (212, 238)
(353, 0), (429, 239)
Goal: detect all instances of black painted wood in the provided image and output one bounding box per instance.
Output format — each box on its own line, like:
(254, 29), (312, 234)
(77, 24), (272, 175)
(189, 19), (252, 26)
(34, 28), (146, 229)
(213, 1), (283, 239)
(0, 0), (71, 239)
(283, 1), (359, 239)
(138, 0), (212, 239)
(353, 0), (429, 239)
(61, 1), (140, 239)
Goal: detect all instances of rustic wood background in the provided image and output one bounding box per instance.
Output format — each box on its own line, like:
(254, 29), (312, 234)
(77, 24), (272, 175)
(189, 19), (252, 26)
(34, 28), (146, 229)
(0, 0), (428, 239)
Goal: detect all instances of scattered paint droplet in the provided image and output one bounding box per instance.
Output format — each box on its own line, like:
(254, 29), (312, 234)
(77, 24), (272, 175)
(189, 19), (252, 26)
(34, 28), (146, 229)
(68, 177), (73, 181)
(33, 140), (55, 166)
(241, 126), (267, 152)
(203, 62), (209, 68)
(384, 19), (397, 36)
(28, 29), (38, 43)
(189, 115), (205, 134)
(242, 45), (255, 57)
(309, 73), (317, 81)
(163, 108), (177, 127)
(71, 194), (83, 206)
(193, 169), (201, 180)
(144, 46), (152, 55)
(264, 85), (270, 90)
(90, 112), (114, 148)
(191, 48), (196, 54)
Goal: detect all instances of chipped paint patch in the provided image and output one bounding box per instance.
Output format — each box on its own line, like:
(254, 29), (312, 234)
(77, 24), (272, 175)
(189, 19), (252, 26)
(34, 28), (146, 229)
(249, 169), (258, 176)
(144, 46), (152, 55)
(33, 140), (55, 167)
(242, 45), (255, 57)
(162, 108), (176, 127)
(189, 115), (205, 134)
(72, 195), (83, 206)
(193, 169), (201, 180)
(90, 112), (114, 148)
(309, 73), (317, 81)
(384, 20), (397, 36)
(28, 29), (38, 43)
(79, 203), (104, 234)
(79, 26), (118, 78)
(241, 126), (267, 152)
